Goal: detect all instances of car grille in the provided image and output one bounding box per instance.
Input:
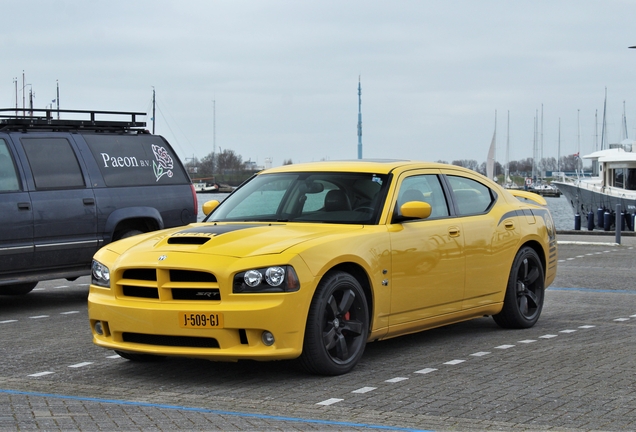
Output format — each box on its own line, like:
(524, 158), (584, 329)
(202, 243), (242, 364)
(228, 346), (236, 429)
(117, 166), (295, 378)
(123, 332), (220, 348)
(119, 269), (220, 301)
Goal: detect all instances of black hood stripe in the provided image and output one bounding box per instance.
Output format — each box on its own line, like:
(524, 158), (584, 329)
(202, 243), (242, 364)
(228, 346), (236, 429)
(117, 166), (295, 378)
(173, 224), (262, 237)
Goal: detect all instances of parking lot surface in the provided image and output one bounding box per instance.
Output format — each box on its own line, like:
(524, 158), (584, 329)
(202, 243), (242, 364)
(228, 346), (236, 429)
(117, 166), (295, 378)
(1, 235), (636, 431)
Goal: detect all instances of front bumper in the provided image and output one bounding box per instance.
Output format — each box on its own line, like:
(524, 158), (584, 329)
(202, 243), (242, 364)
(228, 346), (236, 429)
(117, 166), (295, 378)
(87, 251), (315, 361)
(88, 288), (310, 361)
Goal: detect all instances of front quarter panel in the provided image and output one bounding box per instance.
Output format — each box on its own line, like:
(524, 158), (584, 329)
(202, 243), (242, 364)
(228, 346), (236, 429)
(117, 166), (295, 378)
(291, 225), (392, 338)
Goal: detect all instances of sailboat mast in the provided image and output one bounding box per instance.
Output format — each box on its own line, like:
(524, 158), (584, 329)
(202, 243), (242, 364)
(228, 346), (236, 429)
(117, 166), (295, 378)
(557, 118), (561, 172)
(601, 87), (607, 150)
(152, 87), (156, 134)
(494, 110), (497, 178)
(357, 77), (362, 160)
(623, 100), (628, 140)
(505, 110), (510, 183)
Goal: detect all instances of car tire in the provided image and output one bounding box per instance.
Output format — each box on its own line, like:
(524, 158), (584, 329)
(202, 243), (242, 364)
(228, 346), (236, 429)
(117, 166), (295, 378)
(0, 282), (38, 295)
(493, 246), (545, 329)
(299, 271), (369, 375)
(115, 350), (165, 362)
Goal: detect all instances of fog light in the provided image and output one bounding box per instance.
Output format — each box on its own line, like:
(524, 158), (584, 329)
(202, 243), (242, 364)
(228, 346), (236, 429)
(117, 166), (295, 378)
(94, 321), (104, 335)
(261, 331), (275, 346)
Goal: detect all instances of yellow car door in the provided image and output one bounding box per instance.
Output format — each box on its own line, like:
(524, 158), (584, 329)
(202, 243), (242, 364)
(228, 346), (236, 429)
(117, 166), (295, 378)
(387, 171), (465, 333)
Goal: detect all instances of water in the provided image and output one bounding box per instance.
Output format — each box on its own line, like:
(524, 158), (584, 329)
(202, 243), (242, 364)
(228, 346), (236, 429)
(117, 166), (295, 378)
(545, 195), (576, 231)
(196, 193), (576, 230)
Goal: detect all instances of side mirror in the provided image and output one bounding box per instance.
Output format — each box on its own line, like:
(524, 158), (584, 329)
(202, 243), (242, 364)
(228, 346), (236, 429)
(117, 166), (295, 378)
(202, 200), (221, 216)
(400, 201), (432, 220)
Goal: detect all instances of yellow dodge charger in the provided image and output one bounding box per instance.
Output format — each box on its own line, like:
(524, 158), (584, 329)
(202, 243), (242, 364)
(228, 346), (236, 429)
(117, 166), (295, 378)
(88, 160), (557, 375)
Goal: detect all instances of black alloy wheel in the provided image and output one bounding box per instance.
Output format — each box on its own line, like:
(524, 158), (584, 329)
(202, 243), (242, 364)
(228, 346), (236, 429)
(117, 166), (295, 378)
(299, 271), (369, 375)
(493, 246), (545, 329)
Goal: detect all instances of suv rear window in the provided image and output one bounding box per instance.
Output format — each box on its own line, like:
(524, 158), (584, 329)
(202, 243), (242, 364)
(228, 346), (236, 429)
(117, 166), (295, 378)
(83, 134), (189, 187)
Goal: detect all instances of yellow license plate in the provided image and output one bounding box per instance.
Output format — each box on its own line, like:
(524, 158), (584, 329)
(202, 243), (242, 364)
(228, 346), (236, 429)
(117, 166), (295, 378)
(179, 312), (224, 328)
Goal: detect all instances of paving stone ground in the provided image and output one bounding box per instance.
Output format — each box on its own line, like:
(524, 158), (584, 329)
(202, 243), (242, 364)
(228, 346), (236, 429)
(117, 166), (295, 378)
(1, 233), (635, 431)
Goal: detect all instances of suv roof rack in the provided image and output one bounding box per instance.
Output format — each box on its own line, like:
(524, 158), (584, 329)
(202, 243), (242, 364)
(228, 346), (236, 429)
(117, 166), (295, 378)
(0, 108), (147, 132)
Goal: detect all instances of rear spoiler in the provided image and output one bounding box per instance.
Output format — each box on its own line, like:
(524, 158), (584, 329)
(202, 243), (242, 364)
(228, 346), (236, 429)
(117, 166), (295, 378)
(508, 190), (547, 206)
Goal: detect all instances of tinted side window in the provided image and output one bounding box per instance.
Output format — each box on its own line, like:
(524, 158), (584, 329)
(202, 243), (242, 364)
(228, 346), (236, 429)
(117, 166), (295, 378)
(0, 139), (20, 192)
(447, 175), (493, 215)
(21, 138), (85, 189)
(396, 174), (449, 218)
(83, 134), (189, 186)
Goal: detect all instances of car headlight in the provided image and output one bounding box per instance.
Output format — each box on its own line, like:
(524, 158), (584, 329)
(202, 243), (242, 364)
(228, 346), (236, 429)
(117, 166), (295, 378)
(233, 266), (300, 293)
(92, 260), (111, 288)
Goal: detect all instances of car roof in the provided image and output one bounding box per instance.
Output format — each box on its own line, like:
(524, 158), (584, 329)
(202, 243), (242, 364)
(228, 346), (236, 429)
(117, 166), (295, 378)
(263, 159), (457, 175)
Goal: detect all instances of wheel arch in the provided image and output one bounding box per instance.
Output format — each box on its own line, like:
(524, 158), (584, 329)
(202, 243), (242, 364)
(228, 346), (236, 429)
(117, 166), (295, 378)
(518, 239), (547, 275)
(104, 207), (164, 242)
(321, 262), (374, 330)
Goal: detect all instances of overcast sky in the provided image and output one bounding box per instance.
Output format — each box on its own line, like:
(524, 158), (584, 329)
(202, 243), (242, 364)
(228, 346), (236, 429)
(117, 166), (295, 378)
(3, 1), (636, 168)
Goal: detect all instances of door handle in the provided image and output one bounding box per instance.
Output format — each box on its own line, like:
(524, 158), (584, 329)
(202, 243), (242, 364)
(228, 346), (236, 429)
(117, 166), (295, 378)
(504, 220), (515, 229)
(83, 198), (95, 205)
(448, 226), (460, 237)
(17, 202), (31, 211)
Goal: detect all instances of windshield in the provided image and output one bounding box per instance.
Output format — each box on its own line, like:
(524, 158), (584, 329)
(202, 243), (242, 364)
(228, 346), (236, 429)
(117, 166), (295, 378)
(206, 172), (389, 224)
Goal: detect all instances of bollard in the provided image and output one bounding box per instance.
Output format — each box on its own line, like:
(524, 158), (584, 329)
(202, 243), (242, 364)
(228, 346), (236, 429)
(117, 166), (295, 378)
(574, 213), (581, 230)
(621, 211), (626, 231)
(604, 211), (611, 231)
(597, 207), (605, 228)
(616, 204), (622, 245)
(587, 211), (595, 231)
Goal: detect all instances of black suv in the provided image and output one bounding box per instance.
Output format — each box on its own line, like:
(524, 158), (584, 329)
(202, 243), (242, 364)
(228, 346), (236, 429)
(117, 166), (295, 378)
(0, 109), (197, 295)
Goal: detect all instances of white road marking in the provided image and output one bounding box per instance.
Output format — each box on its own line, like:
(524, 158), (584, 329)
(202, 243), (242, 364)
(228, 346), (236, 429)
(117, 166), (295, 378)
(53, 285), (69, 289)
(385, 377), (408, 383)
(444, 359), (465, 365)
(414, 368), (437, 374)
(29, 315), (49, 319)
(495, 344), (515, 349)
(316, 398), (343, 406)
(106, 354), (121, 359)
(68, 362), (93, 368)
(539, 334), (558, 339)
(470, 352), (490, 357)
(579, 325), (596, 329)
(518, 339), (537, 343)
(559, 329), (577, 333)
(28, 371), (54, 377)
(60, 311), (80, 315)
(614, 318), (630, 322)
(352, 387), (376, 394)
(0, 320), (18, 324)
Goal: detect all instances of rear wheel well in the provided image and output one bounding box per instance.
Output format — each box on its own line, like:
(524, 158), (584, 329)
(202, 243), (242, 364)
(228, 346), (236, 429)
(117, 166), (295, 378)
(112, 218), (160, 241)
(521, 240), (547, 273)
